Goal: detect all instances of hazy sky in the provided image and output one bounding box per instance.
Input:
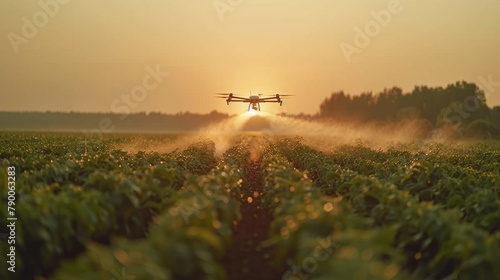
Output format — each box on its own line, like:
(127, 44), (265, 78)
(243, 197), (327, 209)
(1, 0), (499, 115)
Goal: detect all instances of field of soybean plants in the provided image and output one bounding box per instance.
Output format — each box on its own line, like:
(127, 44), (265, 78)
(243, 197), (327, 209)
(1, 131), (500, 280)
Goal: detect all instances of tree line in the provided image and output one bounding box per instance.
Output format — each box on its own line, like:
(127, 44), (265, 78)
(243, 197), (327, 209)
(315, 81), (500, 138)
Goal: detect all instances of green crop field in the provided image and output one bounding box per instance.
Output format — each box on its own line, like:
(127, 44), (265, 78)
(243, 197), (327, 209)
(1, 132), (499, 280)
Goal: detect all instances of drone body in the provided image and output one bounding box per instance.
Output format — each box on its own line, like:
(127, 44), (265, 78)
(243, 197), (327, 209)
(215, 93), (293, 111)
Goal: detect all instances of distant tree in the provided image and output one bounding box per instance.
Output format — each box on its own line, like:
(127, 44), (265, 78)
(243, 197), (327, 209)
(319, 91), (352, 121)
(351, 92), (375, 121)
(375, 87), (403, 121)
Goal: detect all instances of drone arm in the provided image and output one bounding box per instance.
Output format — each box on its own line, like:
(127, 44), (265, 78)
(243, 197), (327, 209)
(259, 97), (280, 101)
(227, 99), (251, 103)
(259, 100), (281, 103)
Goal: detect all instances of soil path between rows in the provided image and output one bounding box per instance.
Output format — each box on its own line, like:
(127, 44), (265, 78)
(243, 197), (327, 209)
(221, 157), (284, 280)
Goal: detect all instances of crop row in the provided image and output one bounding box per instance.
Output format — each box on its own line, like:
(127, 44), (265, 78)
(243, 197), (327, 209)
(274, 138), (500, 233)
(0, 137), (218, 280)
(48, 163), (240, 279)
(47, 138), (253, 280)
(261, 148), (410, 279)
(270, 138), (500, 279)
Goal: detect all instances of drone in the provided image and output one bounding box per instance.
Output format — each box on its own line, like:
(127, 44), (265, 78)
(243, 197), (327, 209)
(215, 93), (293, 111)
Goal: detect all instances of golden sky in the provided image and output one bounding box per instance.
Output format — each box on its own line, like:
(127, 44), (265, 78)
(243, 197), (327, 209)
(1, 0), (499, 115)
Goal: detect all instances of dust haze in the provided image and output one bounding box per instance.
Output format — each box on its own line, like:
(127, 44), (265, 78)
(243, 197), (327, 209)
(197, 111), (435, 155)
(115, 111), (446, 156)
